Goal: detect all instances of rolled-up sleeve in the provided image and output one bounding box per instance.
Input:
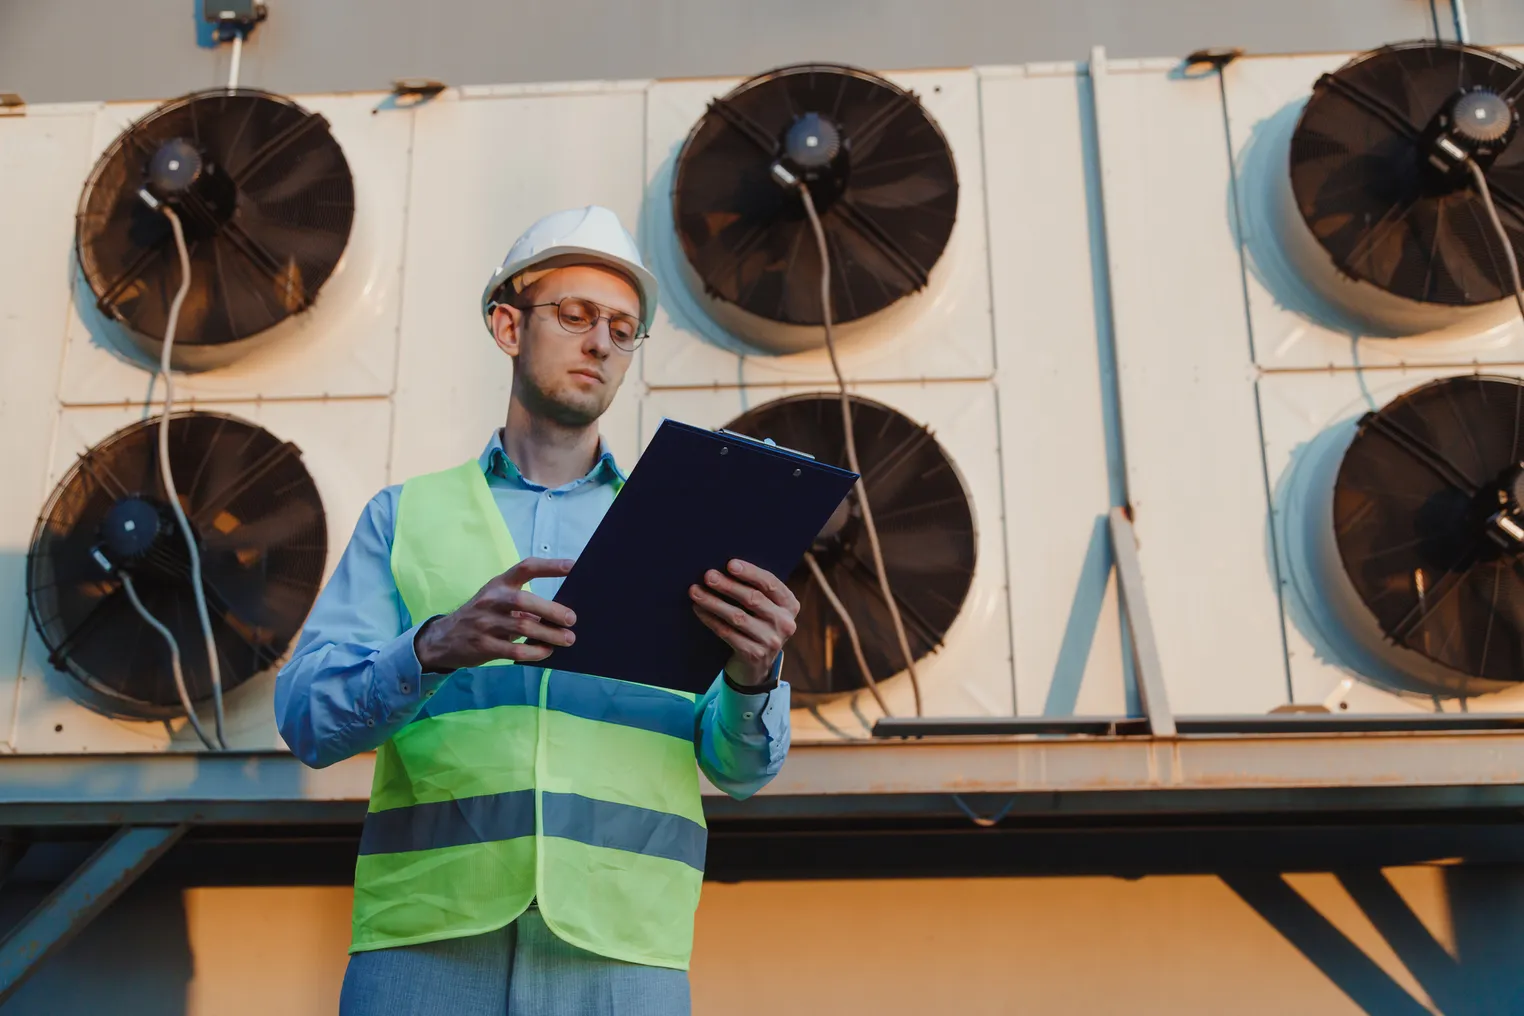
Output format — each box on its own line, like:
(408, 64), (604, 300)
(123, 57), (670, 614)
(273, 488), (451, 769)
(695, 670), (791, 800)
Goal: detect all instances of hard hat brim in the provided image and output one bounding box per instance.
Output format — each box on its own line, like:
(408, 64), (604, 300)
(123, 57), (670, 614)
(480, 244), (659, 335)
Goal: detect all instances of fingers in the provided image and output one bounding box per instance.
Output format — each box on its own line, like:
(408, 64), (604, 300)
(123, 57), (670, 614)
(474, 636), (556, 664)
(698, 568), (798, 639)
(690, 583), (789, 653)
(486, 614), (576, 647)
(503, 557), (576, 587)
(721, 559), (800, 614)
(691, 602), (770, 660)
(502, 589), (576, 628)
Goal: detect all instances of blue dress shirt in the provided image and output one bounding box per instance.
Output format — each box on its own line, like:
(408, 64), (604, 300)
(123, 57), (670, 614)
(274, 431), (791, 800)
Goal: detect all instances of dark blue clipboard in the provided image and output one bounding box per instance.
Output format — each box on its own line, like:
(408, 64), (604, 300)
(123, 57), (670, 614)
(544, 418), (858, 694)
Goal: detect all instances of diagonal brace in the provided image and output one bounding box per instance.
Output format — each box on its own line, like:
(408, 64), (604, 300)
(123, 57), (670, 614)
(0, 825), (185, 1004)
(1109, 507), (1176, 737)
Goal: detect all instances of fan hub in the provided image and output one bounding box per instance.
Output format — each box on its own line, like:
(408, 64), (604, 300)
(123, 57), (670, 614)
(100, 497), (166, 562)
(96, 495), (196, 582)
(145, 137), (239, 237)
(1422, 88), (1519, 185)
(779, 113), (849, 206)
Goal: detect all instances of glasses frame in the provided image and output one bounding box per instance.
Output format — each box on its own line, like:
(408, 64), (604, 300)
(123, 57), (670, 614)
(512, 296), (647, 352)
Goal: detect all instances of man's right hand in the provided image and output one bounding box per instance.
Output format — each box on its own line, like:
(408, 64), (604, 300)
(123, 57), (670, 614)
(413, 557), (577, 673)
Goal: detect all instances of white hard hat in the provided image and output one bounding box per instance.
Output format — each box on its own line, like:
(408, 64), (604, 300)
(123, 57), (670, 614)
(480, 205), (658, 336)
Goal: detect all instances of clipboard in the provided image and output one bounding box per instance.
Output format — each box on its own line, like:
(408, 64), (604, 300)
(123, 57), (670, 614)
(544, 418), (858, 694)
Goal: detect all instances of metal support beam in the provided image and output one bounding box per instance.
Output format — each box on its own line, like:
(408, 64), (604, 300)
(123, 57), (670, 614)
(1109, 506), (1176, 736)
(0, 825), (185, 1005)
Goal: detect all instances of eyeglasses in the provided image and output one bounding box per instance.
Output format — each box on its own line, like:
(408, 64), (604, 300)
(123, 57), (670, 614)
(524, 297), (646, 352)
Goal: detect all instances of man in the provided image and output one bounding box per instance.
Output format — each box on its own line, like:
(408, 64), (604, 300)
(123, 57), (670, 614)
(275, 205), (797, 1016)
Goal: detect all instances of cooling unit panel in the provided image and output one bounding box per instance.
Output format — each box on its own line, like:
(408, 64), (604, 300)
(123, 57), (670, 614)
(720, 394), (977, 702)
(75, 88), (355, 368)
(26, 412), (327, 716)
(8, 399), (392, 753)
(1266, 368), (1524, 711)
(59, 91), (412, 404)
(1227, 45), (1524, 368)
(643, 68), (994, 387)
(640, 381), (1011, 739)
(671, 64), (958, 351)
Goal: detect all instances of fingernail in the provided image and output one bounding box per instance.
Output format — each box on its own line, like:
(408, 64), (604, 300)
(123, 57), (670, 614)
(706, 570), (720, 585)
(728, 560), (743, 574)
(564, 632), (575, 645)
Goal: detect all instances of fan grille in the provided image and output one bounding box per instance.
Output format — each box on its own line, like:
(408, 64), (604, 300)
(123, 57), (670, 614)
(674, 64), (959, 328)
(1290, 41), (1524, 306)
(1333, 375), (1524, 686)
(723, 394), (976, 699)
(26, 413), (327, 714)
(76, 88), (355, 352)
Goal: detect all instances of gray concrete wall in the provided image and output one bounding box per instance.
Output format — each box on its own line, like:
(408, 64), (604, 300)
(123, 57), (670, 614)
(3, 0), (1524, 104)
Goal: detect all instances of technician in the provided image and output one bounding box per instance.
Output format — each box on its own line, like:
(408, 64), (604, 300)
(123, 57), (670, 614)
(275, 205), (796, 1016)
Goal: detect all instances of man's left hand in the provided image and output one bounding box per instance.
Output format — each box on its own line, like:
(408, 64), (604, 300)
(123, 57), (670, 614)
(689, 559), (800, 689)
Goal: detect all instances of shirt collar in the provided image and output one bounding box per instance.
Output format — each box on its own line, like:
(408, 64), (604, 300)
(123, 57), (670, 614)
(479, 429), (626, 491)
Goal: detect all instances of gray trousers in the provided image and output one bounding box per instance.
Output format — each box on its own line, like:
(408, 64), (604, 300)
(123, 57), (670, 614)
(338, 908), (692, 1016)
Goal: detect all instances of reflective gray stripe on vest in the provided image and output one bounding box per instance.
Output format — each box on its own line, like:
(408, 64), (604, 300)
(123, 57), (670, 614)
(358, 790), (706, 870)
(359, 789), (534, 855)
(419, 668), (695, 742)
(545, 672), (695, 742)
(542, 792), (707, 871)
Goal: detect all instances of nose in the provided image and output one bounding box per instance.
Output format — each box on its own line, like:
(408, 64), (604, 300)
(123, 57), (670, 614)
(580, 318), (615, 357)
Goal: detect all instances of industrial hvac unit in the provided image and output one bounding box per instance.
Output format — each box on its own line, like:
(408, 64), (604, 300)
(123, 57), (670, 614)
(1, 86), (404, 754)
(642, 64), (995, 387)
(1231, 41), (1524, 369)
(1101, 42), (1524, 717)
(637, 62), (1023, 738)
(57, 89), (411, 404)
(641, 383), (1011, 740)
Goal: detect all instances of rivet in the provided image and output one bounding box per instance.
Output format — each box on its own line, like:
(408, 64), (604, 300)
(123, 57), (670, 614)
(720, 447), (729, 455)
(793, 468), (802, 477)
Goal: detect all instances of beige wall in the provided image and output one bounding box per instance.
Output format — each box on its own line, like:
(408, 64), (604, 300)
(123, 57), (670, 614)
(6, 867), (1524, 1014)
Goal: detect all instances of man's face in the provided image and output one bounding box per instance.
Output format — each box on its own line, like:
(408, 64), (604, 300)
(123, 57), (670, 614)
(491, 265), (640, 427)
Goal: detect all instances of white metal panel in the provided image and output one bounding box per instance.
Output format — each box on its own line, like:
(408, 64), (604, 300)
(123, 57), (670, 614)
(56, 93), (414, 404)
(1259, 364), (1524, 713)
(390, 85), (650, 481)
(979, 64), (1128, 716)
(0, 104), (100, 751)
(640, 69), (995, 388)
(1098, 54), (1291, 714)
(6, 398), (392, 753)
(640, 380), (1012, 742)
(1225, 47), (1524, 371)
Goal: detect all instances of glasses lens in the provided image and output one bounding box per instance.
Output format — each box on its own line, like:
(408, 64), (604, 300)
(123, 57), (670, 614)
(557, 298), (596, 332)
(608, 314), (641, 347)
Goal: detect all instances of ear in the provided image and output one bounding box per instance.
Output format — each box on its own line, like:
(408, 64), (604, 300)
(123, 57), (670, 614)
(491, 303), (525, 358)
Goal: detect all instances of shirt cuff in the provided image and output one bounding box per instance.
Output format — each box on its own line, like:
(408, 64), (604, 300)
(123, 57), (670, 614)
(366, 620), (449, 725)
(715, 676), (790, 742)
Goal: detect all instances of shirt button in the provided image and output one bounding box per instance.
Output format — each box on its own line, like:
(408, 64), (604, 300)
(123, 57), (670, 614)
(742, 711), (755, 721)
(366, 718), (376, 727)
(541, 545), (549, 551)
(400, 683), (411, 695)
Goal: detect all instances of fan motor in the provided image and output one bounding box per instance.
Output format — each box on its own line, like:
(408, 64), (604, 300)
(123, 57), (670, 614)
(1287, 40), (1524, 327)
(26, 412), (327, 716)
(672, 63), (959, 353)
(1328, 375), (1524, 692)
(723, 394), (976, 701)
(75, 88), (355, 370)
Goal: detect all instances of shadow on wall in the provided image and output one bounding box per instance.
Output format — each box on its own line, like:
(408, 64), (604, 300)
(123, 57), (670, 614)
(1225, 866), (1524, 1015)
(0, 880), (193, 1016)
